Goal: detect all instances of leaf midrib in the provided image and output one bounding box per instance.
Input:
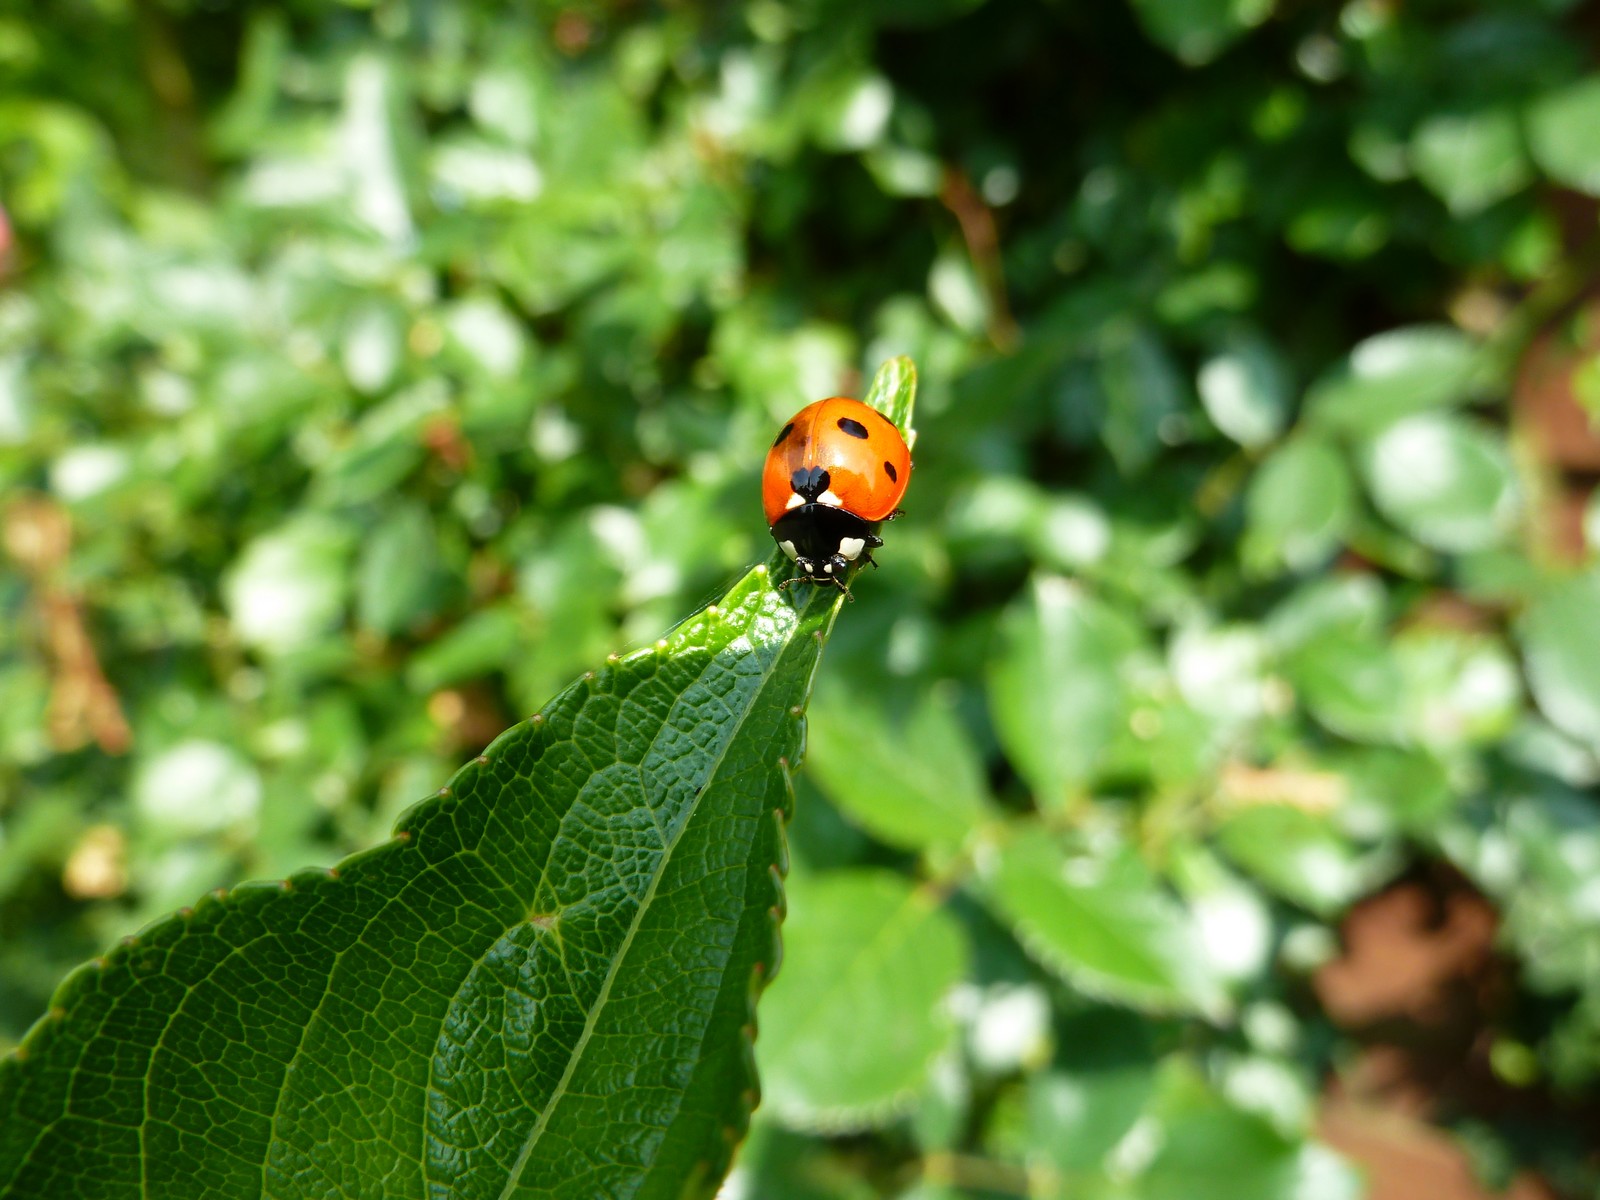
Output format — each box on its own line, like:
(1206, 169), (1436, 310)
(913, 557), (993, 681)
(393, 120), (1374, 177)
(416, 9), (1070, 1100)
(494, 595), (804, 1198)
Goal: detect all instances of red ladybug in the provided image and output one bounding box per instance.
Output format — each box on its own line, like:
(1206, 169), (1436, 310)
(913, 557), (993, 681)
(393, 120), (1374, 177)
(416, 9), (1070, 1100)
(763, 397), (911, 594)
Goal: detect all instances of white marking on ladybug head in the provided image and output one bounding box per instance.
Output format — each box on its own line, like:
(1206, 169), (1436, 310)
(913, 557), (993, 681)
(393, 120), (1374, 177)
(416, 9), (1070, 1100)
(779, 539), (799, 561)
(822, 561), (834, 573)
(817, 490), (843, 507)
(785, 492), (805, 510)
(838, 536), (865, 561)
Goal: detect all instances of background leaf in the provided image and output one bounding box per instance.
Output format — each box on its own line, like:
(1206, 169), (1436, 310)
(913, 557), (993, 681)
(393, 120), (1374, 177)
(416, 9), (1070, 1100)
(805, 685), (994, 851)
(1519, 568), (1600, 754)
(1360, 414), (1517, 553)
(988, 576), (1142, 808)
(1527, 77), (1600, 196)
(1243, 435), (1353, 575)
(1305, 326), (1478, 434)
(983, 830), (1225, 1017)
(1198, 332), (1291, 450)
(755, 869), (967, 1130)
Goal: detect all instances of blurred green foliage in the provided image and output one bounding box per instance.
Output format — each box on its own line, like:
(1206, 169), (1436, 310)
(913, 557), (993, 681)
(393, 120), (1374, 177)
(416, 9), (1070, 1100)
(3, 0), (1600, 1196)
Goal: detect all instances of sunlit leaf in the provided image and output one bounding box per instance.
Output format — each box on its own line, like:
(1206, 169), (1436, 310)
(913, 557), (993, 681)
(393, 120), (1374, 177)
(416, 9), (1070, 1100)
(0, 566), (842, 1199)
(1198, 332), (1291, 449)
(1410, 108), (1531, 214)
(983, 829), (1226, 1017)
(1527, 77), (1600, 196)
(988, 576), (1143, 809)
(805, 686), (994, 851)
(1243, 435), (1353, 575)
(756, 869), (967, 1130)
(1519, 568), (1600, 753)
(1360, 414), (1517, 553)
(1305, 326), (1477, 433)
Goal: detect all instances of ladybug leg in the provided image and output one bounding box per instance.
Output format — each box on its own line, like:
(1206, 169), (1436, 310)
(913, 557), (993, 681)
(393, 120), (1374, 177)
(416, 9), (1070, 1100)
(883, 509), (905, 522)
(861, 551), (879, 570)
(862, 533), (883, 568)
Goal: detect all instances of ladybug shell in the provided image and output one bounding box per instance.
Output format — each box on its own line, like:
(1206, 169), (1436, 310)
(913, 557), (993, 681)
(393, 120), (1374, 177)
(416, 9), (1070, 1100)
(761, 397), (911, 526)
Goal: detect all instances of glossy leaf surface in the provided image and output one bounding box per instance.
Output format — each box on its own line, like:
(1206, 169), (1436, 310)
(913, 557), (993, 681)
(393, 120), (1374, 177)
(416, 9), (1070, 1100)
(0, 565), (842, 1200)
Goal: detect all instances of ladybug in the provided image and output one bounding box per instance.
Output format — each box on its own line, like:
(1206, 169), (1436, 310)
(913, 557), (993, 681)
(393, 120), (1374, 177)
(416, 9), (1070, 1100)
(763, 396), (911, 595)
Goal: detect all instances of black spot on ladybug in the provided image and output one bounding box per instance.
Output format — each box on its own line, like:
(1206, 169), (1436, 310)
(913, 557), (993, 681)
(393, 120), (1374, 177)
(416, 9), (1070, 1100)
(836, 417), (869, 439)
(790, 465), (831, 499)
(883, 460), (898, 482)
(772, 422), (794, 448)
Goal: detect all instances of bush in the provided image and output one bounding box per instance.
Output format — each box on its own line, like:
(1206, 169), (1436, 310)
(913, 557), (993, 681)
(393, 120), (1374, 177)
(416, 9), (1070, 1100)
(2, 0), (1600, 1195)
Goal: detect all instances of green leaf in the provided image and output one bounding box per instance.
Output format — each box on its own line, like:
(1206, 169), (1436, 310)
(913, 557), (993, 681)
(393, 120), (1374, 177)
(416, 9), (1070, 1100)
(1098, 327), (1185, 475)
(406, 603), (526, 692)
(357, 500), (445, 636)
(0, 563), (843, 1200)
(1519, 568), (1600, 753)
(311, 384), (448, 508)
(1283, 623), (1405, 744)
(1024, 1010), (1155, 1176)
(1410, 108), (1531, 214)
(1305, 325), (1477, 434)
(1140, 1067), (1359, 1200)
(222, 515), (354, 655)
(1361, 414), (1517, 553)
(1243, 434), (1353, 575)
(988, 576), (1143, 808)
(805, 686), (995, 851)
(133, 739), (262, 839)
(1527, 76), (1600, 196)
(929, 248), (990, 338)
(1215, 806), (1366, 917)
(862, 354), (919, 447)
(723, 1119), (879, 1200)
(1129, 0), (1275, 65)
(756, 869), (967, 1130)
(1198, 332), (1291, 449)
(1392, 627), (1521, 749)
(983, 829), (1225, 1017)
